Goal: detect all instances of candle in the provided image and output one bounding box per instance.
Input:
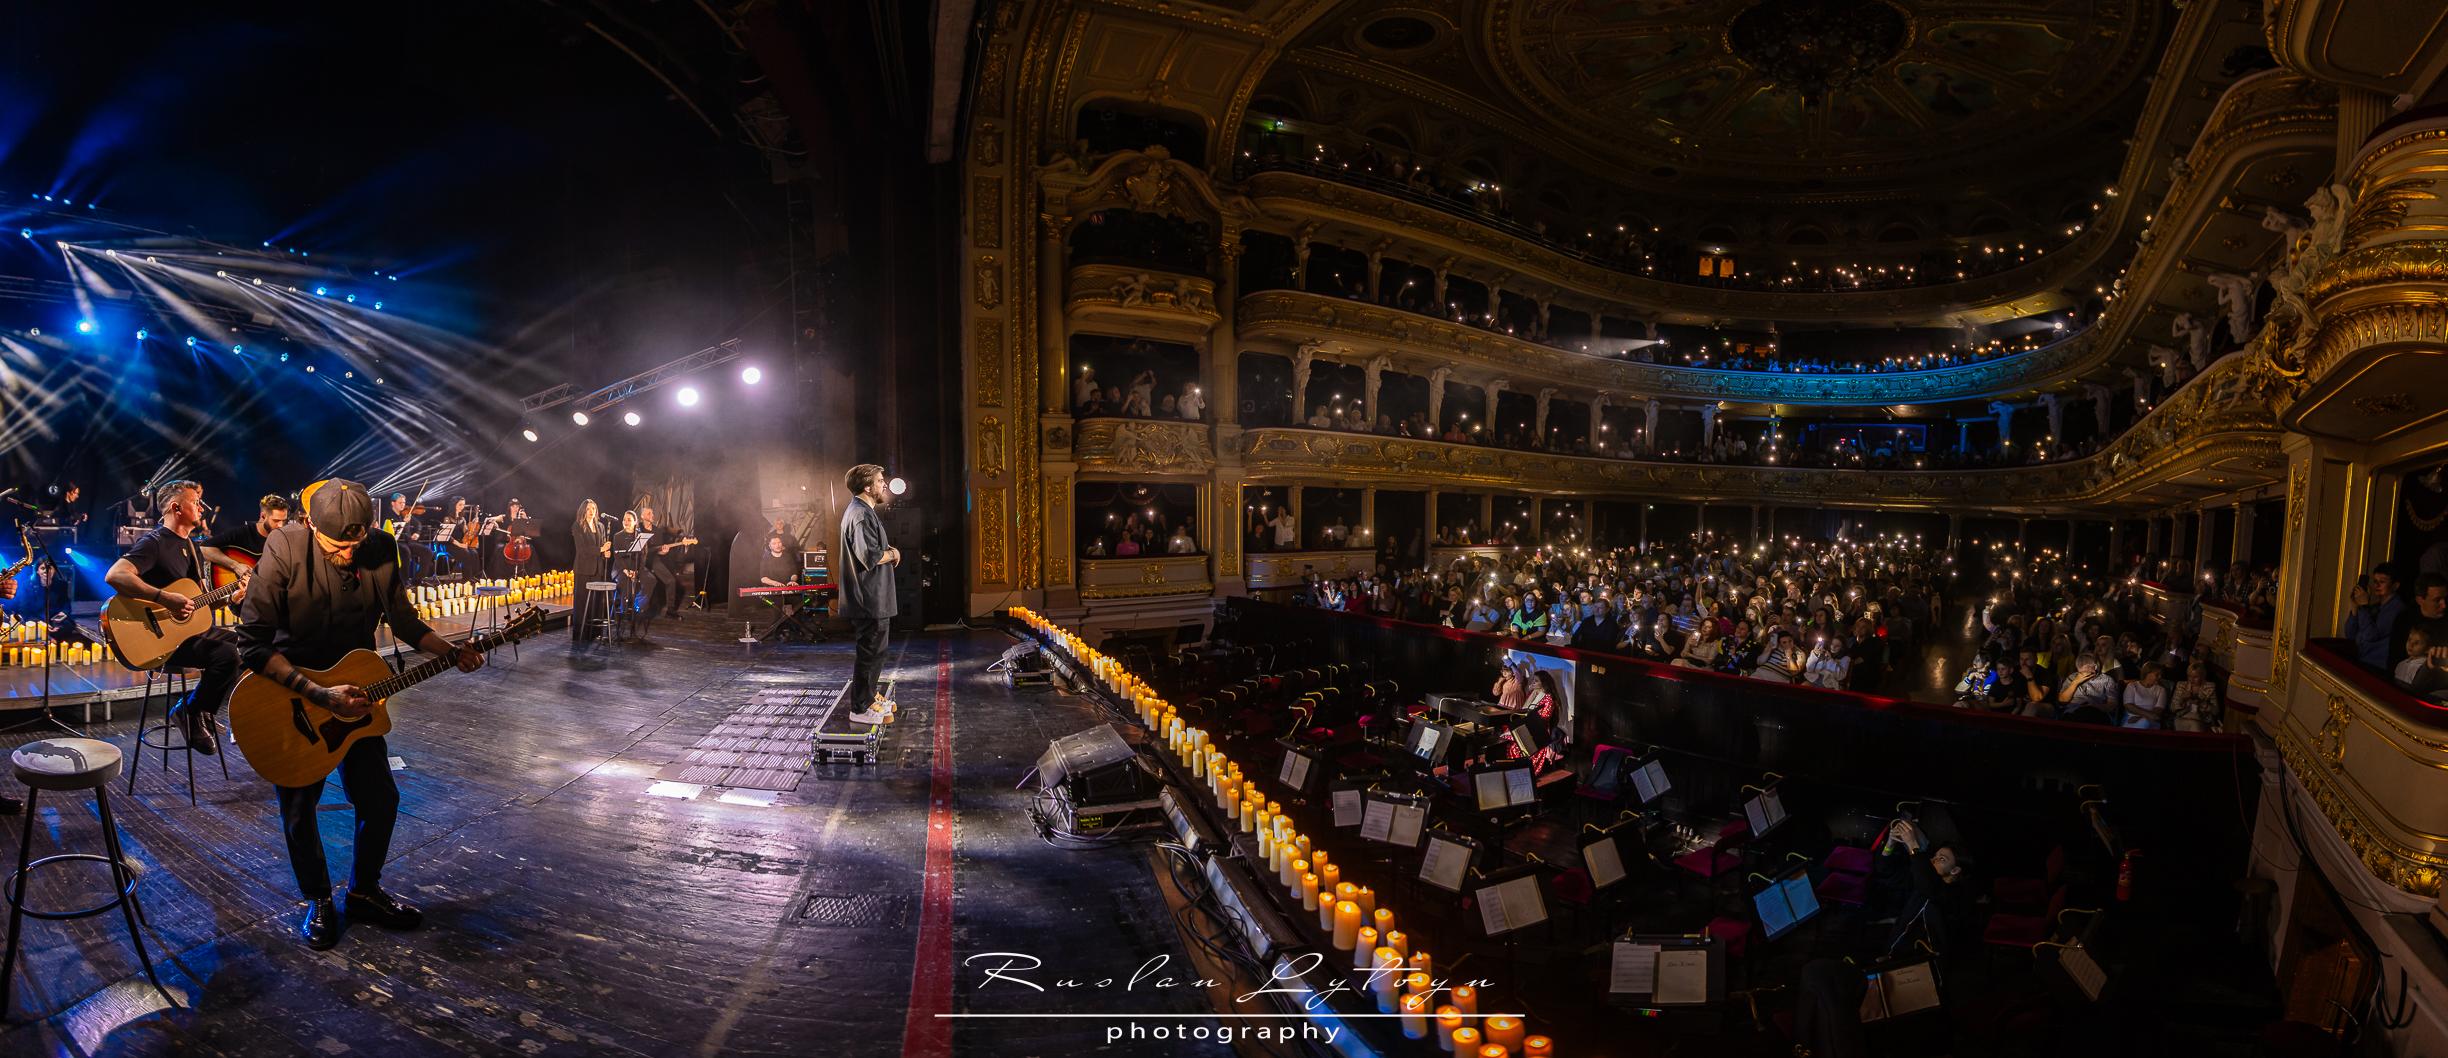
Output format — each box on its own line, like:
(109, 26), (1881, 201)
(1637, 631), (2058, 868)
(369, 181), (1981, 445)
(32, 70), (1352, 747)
(1335, 882), (1359, 909)
(1240, 797), (1259, 833)
(1371, 948), (1403, 1012)
(1436, 1008), (1463, 1053)
(1301, 872), (1320, 911)
(1385, 930), (1410, 960)
(1372, 907), (1394, 939)
(1451, 1027), (1482, 1056)
(1404, 972), (1431, 1001)
(1288, 857), (1308, 892)
(1486, 1017), (1525, 1052)
(1412, 949), (1432, 983)
(1332, 901), (1362, 950)
(1354, 885), (1375, 917)
(1222, 784), (1240, 820)
(1255, 817), (1274, 859)
(1452, 986), (1478, 1016)
(1402, 992), (1432, 1039)
(1352, 926), (1380, 969)
(1319, 862), (1341, 895)
(1310, 849), (1329, 874)
(1478, 1047), (1511, 1058)
(1523, 1037), (1553, 1058)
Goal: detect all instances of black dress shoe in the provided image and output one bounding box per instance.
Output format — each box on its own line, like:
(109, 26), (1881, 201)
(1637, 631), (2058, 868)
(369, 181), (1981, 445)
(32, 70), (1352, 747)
(344, 886), (424, 931)
(300, 898), (342, 950)
(176, 707), (219, 756)
(0, 793), (20, 815)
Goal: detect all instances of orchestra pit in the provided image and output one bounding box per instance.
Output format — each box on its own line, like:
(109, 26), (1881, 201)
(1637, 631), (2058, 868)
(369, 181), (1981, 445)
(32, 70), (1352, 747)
(6, 1), (2448, 1056)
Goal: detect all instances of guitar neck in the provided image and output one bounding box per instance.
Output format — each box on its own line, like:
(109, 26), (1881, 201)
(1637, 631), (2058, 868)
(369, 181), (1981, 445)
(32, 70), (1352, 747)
(192, 579), (246, 607)
(367, 627), (515, 700)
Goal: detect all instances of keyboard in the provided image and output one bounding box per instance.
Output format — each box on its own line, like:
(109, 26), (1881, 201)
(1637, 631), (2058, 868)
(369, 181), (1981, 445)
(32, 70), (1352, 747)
(737, 583), (836, 598)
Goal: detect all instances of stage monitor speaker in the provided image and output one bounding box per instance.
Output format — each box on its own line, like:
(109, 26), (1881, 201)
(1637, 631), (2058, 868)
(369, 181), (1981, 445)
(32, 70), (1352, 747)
(878, 504), (926, 631)
(1034, 724), (1152, 805)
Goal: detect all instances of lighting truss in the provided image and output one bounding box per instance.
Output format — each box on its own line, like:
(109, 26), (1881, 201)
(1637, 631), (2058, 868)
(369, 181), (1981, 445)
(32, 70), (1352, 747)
(518, 338), (742, 415)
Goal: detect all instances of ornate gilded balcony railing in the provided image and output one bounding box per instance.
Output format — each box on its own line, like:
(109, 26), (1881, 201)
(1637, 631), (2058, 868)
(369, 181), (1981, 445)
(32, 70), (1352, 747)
(1068, 417), (1215, 475)
(2266, 639), (2448, 896)
(1227, 349), (2290, 513)
(1077, 554), (1213, 601)
(1065, 262), (1219, 342)
(1238, 288), (2094, 407)
(1235, 71), (2338, 403)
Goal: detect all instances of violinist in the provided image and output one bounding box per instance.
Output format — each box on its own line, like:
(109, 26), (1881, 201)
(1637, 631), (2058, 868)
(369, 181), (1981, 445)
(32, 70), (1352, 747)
(385, 494), (431, 583)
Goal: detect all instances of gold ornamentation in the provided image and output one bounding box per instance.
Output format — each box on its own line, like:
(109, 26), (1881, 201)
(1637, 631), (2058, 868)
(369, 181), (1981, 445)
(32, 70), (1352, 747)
(2350, 393), (2416, 415)
(2272, 626), (2294, 699)
(974, 255), (1003, 308)
(976, 415), (1007, 478)
(1074, 419), (1214, 473)
(974, 175), (1005, 249)
(973, 42), (1010, 117)
(2320, 694), (2353, 769)
(2301, 300), (2448, 386)
(976, 487), (1010, 585)
(975, 123), (1003, 167)
(1140, 562), (1167, 586)
(2287, 461), (2309, 534)
(1046, 487), (1068, 586)
(2268, 718), (2446, 896)
(974, 319), (1006, 407)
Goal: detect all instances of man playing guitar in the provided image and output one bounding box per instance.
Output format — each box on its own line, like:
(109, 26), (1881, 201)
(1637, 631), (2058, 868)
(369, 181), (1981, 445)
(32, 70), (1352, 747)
(203, 494), (292, 583)
(102, 481), (246, 753)
(232, 479), (482, 949)
(637, 505), (693, 618)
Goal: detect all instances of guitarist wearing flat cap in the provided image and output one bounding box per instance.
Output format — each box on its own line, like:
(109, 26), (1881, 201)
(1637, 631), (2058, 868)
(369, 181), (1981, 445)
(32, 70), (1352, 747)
(232, 478), (483, 950)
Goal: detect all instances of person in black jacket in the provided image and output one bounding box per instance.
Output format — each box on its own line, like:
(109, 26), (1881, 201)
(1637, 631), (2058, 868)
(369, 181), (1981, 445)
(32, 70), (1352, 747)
(232, 479), (482, 949)
(838, 464), (901, 724)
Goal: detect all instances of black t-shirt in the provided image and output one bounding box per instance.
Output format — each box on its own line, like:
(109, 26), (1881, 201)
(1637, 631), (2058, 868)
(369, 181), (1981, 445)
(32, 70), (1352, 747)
(121, 526), (202, 590)
(756, 550), (798, 585)
(204, 520), (270, 558)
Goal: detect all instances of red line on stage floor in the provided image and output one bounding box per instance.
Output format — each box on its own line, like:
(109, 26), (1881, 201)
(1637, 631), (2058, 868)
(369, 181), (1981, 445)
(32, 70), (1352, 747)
(901, 642), (958, 1057)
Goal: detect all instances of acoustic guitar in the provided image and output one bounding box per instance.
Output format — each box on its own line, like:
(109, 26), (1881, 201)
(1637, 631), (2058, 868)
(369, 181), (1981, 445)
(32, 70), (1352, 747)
(228, 605), (547, 787)
(209, 546), (260, 591)
(101, 577), (249, 670)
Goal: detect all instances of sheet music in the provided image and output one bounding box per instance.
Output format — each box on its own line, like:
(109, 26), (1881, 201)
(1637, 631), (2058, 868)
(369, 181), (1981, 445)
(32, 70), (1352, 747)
(1584, 836), (1626, 889)
(1419, 835), (1471, 891)
(1476, 875), (1547, 935)
(1279, 750), (1312, 790)
(1884, 962), (1940, 1015)
(2060, 944), (2106, 1000)
(1652, 949), (1708, 1005)
(1474, 770), (1511, 811)
(1608, 942), (1660, 994)
(1387, 801), (1426, 848)
(1505, 767), (1535, 807)
(1413, 726), (1441, 760)
(1632, 760), (1669, 803)
(1331, 788), (1363, 827)
(1359, 798), (1395, 843)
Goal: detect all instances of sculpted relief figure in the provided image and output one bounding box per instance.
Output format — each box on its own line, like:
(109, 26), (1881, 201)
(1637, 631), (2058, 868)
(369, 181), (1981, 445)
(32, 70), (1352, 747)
(2204, 271), (2262, 345)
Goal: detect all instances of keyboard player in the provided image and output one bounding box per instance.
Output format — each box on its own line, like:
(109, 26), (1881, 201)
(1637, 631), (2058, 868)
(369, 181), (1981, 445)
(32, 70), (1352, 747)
(755, 533), (799, 588)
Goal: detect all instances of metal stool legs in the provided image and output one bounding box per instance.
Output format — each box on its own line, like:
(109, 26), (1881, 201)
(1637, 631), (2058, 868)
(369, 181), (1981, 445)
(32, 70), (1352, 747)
(0, 786), (166, 1019)
(129, 670), (228, 805)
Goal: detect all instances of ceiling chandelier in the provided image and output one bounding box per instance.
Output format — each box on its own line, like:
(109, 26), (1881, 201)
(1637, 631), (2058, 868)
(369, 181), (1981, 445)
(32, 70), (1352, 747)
(1726, 0), (1909, 107)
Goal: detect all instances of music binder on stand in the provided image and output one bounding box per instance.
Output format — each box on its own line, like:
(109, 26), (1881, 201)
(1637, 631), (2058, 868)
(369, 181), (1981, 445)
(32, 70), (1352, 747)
(1607, 930), (1727, 1019)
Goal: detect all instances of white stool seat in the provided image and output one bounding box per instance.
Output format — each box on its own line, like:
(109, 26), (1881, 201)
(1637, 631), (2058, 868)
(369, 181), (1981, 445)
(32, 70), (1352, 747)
(13, 738), (125, 791)
(584, 581), (618, 592)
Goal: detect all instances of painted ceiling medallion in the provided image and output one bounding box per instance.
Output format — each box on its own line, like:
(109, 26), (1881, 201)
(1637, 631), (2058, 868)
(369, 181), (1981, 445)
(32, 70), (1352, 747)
(1726, 0), (1910, 106)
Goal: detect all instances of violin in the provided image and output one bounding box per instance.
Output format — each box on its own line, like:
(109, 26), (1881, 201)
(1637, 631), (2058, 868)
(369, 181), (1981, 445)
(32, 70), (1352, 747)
(456, 507), (485, 550)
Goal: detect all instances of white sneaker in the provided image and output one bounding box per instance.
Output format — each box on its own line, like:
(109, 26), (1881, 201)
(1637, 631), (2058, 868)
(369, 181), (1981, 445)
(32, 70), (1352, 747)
(847, 709), (887, 725)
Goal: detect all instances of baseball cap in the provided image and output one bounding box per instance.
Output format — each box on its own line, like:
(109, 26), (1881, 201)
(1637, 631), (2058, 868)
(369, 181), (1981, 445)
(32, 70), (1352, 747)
(302, 478), (377, 542)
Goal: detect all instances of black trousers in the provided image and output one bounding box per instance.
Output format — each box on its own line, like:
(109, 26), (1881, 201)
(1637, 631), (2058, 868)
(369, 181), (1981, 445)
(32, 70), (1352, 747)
(275, 735), (397, 900)
(640, 563), (678, 615)
(167, 628), (243, 717)
(847, 618), (890, 708)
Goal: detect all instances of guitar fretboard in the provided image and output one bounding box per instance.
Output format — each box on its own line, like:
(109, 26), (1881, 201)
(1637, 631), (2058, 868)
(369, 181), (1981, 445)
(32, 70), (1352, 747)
(367, 617), (538, 699)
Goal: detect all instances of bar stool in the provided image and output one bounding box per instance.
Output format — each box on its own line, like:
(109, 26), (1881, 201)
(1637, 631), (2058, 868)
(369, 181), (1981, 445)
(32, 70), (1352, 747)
(127, 668), (227, 805)
(4, 737), (168, 1019)
(575, 580), (620, 645)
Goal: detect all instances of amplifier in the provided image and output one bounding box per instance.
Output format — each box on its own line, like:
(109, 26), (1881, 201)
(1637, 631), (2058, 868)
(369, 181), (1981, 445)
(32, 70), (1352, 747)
(1034, 724), (1153, 805)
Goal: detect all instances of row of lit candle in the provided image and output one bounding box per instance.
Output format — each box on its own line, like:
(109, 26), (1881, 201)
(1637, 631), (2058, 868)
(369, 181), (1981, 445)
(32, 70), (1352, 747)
(1008, 607), (1553, 1058)
(1, 642), (107, 667)
(413, 572), (573, 620)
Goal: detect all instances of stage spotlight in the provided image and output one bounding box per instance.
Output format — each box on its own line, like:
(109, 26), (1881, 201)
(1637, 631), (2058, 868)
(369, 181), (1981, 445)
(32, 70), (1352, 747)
(521, 427), (539, 443)
(304, 365), (315, 373)
(623, 411), (642, 427)
(888, 477), (907, 496)
(372, 301), (382, 310)
(184, 337), (196, 348)
(345, 294), (357, 303)
(74, 320), (95, 335)
(676, 386), (700, 407)
(315, 286), (328, 296)
(16, 229), (28, 239)
(215, 270), (227, 278)
(135, 330), (147, 341)
(571, 411), (591, 426)
(275, 351), (284, 362)
(740, 366), (762, 385)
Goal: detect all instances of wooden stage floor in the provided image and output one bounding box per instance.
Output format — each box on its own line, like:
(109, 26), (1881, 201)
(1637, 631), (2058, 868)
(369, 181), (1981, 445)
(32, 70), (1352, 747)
(0, 614), (1229, 1057)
